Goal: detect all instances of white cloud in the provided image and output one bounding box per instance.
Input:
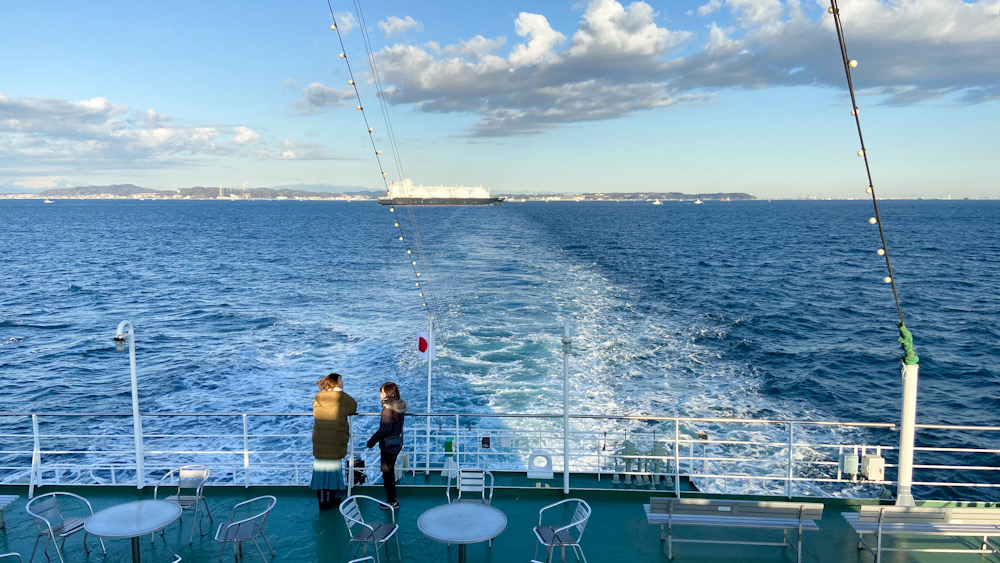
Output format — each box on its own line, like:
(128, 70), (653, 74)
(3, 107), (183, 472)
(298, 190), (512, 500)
(233, 126), (262, 145)
(379, 15), (422, 38)
(0, 92), (318, 175)
(294, 82), (355, 114)
(333, 12), (356, 34)
(568, 0), (682, 58)
(13, 176), (66, 190)
(509, 13), (567, 67)
(362, 0), (1000, 136)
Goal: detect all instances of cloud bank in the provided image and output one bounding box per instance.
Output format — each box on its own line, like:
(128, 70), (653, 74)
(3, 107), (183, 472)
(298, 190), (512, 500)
(298, 0), (1000, 136)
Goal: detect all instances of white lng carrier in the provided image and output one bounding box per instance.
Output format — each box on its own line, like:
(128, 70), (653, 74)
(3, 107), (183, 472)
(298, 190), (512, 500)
(378, 179), (504, 206)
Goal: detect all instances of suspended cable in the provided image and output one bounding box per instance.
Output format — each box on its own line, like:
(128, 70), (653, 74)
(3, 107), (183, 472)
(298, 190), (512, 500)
(325, 1), (440, 320)
(828, 0), (916, 364)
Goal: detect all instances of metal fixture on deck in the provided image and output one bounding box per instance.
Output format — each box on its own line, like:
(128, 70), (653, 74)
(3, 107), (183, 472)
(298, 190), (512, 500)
(114, 320), (145, 489)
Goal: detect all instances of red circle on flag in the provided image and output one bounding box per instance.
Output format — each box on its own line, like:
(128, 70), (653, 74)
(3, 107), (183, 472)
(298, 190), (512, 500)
(418, 337), (428, 353)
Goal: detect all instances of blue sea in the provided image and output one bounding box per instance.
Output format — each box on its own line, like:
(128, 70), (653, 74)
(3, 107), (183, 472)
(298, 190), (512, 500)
(1, 199), (998, 442)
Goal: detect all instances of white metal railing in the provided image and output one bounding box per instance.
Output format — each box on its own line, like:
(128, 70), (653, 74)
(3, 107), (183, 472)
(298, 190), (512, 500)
(2, 411), (1000, 500)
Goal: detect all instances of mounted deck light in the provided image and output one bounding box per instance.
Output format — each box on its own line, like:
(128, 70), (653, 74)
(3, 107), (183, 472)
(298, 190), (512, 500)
(114, 320), (145, 489)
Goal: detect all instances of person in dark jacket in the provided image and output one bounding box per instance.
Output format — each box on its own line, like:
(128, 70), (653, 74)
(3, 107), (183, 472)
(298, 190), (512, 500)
(311, 373), (358, 509)
(366, 381), (407, 509)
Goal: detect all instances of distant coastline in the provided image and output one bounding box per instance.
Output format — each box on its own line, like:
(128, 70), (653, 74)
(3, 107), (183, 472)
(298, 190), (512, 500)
(0, 184), (993, 202)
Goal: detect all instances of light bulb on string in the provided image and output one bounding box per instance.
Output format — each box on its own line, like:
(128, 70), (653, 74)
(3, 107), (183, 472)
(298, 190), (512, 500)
(866, 186), (873, 194)
(884, 277), (892, 283)
(394, 222), (399, 227)
(415, 282), (420, 287)
(348, 80), (354, 85)
(877, 249), (885, 256)
(406, 250), (411, 255)
(398, 236), (404, 241)
(330, 24), (336, 30)
(415, 273), (421, 277)
(368, 128), (373, 133)
(849, 60), (858, 68)
(339, 53), (346, 59)
(356, 105), (363, 110)
(869, 217), (877, 224)
(851, 109), (857, 116)
(857, 149), (865, 157)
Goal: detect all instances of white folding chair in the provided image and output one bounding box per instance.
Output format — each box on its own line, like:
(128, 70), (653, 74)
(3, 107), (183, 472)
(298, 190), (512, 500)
(533, 498), (591, 563)
(153, 464), (214, 543)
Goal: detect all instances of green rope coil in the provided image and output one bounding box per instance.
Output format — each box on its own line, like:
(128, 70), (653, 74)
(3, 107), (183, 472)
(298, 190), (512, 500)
(898, 323), (919, 365)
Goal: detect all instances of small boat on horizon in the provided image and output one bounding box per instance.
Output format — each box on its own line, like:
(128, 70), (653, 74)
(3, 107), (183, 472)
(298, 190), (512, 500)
(43, 199), (54, 204)
(652, 199), (662, 205)
(693, 198), (704, 204)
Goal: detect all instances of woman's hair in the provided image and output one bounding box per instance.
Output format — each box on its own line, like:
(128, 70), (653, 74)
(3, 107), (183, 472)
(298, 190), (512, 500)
(316, 373), (343, 391)
(380, 381), (400, 400)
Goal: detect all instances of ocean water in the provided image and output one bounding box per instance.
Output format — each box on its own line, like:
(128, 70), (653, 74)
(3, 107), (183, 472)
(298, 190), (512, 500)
(1, 199), (998, 461)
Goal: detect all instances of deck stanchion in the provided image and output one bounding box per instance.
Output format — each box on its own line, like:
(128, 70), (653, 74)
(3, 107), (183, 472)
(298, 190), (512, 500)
(787, 423), (794, 499)
(896, 362), (920, 506)
(30, 414), (40, 497)
(242, 414), (250, 487)
(114, 320), (144, 489)
(562, 321), (571, 494)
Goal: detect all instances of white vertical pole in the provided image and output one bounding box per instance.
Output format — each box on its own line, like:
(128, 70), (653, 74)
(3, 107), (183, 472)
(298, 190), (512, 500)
(118, 320), (144, 489)
(896, 362), (919, 506)
(562, 321), (571, 494)
(425, 315), (433, 475)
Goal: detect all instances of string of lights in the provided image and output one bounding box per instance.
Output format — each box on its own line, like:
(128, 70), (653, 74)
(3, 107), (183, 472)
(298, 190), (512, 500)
(828, 0), (906, 328)
(325, 0), (439, 317)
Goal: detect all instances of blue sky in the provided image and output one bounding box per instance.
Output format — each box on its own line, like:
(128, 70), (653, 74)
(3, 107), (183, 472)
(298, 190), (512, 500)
(1, 0), (997, 199)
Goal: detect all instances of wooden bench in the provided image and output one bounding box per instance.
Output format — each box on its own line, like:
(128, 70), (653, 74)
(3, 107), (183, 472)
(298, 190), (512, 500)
(0, 495), (18, 529)
(842, 505), (1000, 562)
(644, 497), (823, 562)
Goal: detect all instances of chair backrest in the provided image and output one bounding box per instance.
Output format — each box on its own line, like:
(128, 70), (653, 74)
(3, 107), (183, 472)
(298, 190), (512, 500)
(448, 469), (494, 504)
(223, 496), (276, 540)
(340, 495), (367, 537)
(26, 492), (91, 534)
(177, 466), (209, 491)
(570, 500), (591, 538)
(156, 465), (209, 498)
(539, 498), (591, 542)
(0, 553), (24, 562)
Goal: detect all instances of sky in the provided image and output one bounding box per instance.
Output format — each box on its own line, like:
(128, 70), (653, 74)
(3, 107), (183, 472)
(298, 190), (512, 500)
(1, 0), (998, 199)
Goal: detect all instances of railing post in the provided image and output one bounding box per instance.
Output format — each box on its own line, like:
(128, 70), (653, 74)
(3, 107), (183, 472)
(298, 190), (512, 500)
(347, 416), (354, 497)
(673, 420), (681, 498)
(243, 414), (250, 488)
(787, 422), (794, 499)
(562, 321), (571, 494)
(30, 414), (40, 498)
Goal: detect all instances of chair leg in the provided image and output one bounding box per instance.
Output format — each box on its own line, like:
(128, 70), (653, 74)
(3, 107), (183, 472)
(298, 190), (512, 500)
(259, 531), (275, 555)
(251, 538), (267, 561)
(189, 505), (199, 544)
(217, 540), (226, 563)
(394, 533), (402, 560)
(28, 534), (43, 563)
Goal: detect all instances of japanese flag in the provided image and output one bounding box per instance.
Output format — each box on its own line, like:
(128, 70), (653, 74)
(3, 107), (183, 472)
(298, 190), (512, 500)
(416, 331), (435, 360)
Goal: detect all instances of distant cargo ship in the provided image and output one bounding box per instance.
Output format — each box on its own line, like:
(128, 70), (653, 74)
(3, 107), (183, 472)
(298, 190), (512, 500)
(378, 179), (504, 206)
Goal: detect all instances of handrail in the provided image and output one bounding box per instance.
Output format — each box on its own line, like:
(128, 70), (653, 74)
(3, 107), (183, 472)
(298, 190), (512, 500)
(3, 410), (999, 500)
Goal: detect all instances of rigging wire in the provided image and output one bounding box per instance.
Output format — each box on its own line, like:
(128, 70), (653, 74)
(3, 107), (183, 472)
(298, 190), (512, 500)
(325, 0), (440, 319)
(828, 0), (906, 329)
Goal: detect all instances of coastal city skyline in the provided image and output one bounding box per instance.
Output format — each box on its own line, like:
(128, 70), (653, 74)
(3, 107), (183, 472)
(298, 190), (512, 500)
(1, 0), (998, 200)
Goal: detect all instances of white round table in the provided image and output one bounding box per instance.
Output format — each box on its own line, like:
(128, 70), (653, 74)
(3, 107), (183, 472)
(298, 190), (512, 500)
(84, 499), (183, 562)
(418, 502), (506, 562)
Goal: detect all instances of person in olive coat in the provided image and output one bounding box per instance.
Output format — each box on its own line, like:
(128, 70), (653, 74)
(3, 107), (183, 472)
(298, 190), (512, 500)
(311, 373), (357, 509)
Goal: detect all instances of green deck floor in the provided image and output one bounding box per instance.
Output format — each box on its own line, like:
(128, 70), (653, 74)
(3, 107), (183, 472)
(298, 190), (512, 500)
(1, 480), (996, 563)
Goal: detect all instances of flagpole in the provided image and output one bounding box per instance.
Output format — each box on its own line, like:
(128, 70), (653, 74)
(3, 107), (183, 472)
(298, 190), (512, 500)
(425, 314), (433, 475)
